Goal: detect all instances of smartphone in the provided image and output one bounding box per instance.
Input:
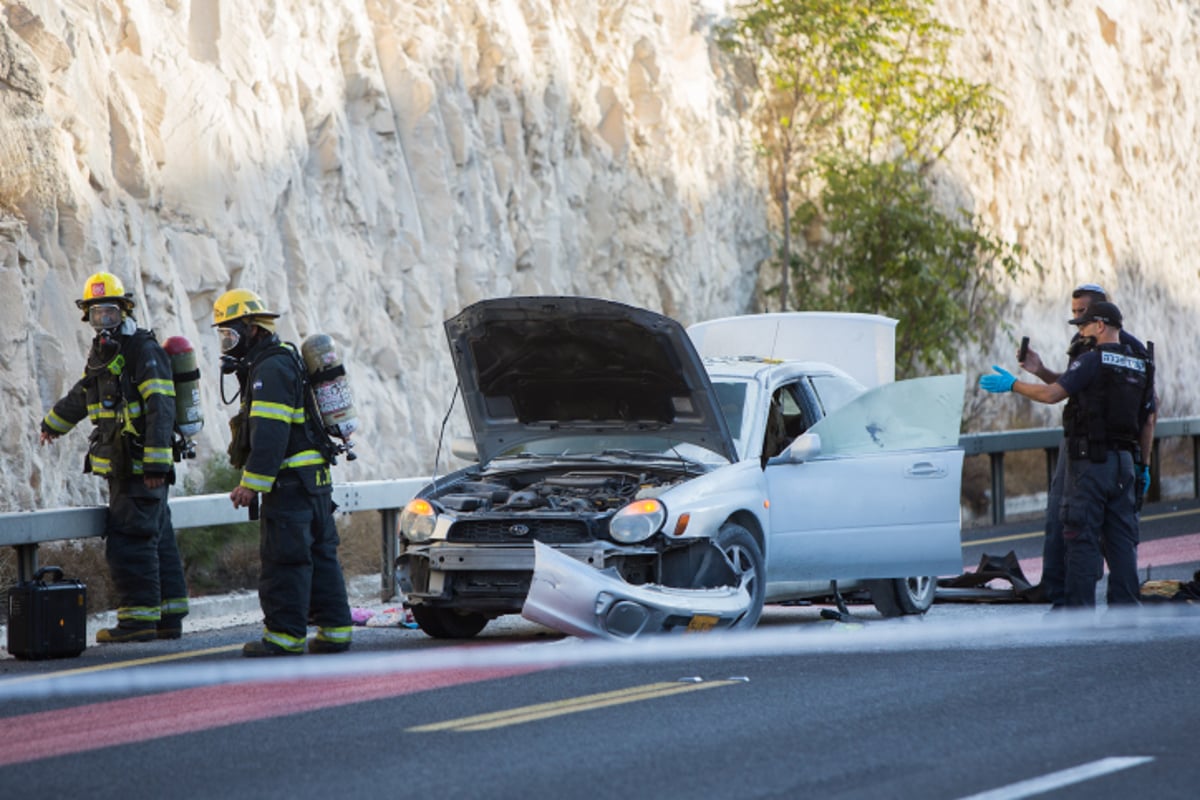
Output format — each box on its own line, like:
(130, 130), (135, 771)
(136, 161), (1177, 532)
(1018, 336), (1030, 362)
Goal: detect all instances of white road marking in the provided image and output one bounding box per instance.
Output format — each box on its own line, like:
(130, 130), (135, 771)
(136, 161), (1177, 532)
(956, 756), (1154, 800)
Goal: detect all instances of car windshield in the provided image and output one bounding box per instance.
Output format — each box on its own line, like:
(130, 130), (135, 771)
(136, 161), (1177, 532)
(498, 434), (730, 465)
(709, 380), (753, 459)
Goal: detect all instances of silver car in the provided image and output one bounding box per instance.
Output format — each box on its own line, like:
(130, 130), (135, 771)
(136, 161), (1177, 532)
(396, 297), (965, 639)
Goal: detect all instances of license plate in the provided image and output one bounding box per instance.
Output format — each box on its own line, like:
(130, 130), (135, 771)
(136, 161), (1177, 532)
(686, 614), (719, 633)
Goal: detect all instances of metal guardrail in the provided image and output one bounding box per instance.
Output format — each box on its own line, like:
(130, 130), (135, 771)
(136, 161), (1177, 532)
(4, 416), (1199, 596)
(0, 478), (426, 601)
(959, 417), (1200, 525)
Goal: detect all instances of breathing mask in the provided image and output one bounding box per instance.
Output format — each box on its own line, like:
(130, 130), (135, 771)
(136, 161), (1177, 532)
(217, 320), (256, 404)
(218, 320), (253, 358)
(87, 302), (124, 333)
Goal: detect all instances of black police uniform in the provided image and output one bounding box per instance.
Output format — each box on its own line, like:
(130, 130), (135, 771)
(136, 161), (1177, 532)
(1055, 340), (1152, 607)
(1041, 329), (1155, 607)
(230, 334), (351, 653)
(42, 324), (189, 633)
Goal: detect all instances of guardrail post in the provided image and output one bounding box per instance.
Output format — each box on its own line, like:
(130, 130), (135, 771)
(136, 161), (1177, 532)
(1044, 446), (1058, 492)
(380, 508), (399, 602)
(989, 451), (1006, 525)
(1194, 435), (1200, 499)
(16, 543), (38, 582)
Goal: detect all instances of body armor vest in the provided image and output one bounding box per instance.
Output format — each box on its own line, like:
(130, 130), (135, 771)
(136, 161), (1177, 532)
(1063, 343), (1150, 462)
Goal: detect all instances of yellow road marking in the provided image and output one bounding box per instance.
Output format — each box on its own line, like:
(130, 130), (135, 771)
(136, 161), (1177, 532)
(964, 530), (1042, 547)
(962, 506), (1200, 549)
(409, 680), (741, 732)
(0, 644), (243, 686)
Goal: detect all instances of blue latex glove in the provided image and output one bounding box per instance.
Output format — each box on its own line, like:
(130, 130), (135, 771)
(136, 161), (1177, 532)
(979, 365), (1017, 393)
(1140, 464), (1151, 496)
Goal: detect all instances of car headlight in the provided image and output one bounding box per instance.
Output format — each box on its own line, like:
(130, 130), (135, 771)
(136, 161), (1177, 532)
(399, 498), (437, 542)
(609, 498), (666, 544)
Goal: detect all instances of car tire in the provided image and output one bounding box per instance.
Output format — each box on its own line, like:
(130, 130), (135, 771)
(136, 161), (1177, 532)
(716, 523), (766, 629)
(411, 606), (490, 639)
(867, 576), (937, 618)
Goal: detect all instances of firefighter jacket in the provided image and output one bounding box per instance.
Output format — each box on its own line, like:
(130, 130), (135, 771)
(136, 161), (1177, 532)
(229, 334), (330, 494)
(42, 322), (176, 480)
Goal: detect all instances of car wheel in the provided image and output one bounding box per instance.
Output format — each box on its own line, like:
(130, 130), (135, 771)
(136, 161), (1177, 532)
(716, 523), (766, 629)
(867, 576), (937, 618)
(411, 606), (490, 639)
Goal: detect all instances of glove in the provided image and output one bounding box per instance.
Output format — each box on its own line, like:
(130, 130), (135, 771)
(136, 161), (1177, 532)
(1134, 462), (1150, 512)
(979, 365), (1016, 393)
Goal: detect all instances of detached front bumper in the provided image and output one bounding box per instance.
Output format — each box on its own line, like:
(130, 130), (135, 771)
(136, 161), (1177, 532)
(521, 541), (751, 640)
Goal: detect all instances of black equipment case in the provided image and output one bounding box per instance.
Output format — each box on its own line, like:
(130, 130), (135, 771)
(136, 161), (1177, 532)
(7, 566), (87, 660)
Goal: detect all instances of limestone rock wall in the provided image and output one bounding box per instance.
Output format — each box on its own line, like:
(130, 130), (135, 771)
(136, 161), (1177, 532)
(0, 0), (768, 509)
(2, 0), (1199, 511)
(935, 0), (1200, 428)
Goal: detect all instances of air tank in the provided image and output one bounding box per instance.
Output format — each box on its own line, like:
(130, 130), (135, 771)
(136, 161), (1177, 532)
(301, 333), (359, 439)
(163, 336), (204, 438)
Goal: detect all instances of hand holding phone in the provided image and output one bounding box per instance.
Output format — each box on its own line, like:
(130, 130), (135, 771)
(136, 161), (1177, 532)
(1018, 336), (1030, 363)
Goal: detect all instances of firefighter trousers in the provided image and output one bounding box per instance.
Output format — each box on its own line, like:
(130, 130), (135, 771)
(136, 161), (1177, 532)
(257, 474), (351, 641)
(105, 477), (189, 626)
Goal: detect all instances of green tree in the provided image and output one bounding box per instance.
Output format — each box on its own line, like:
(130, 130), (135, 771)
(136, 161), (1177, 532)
(721, 0), (1032, 376)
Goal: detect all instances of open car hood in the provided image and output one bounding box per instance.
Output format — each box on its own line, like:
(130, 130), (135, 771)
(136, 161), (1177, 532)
(445, 297), (739, 465)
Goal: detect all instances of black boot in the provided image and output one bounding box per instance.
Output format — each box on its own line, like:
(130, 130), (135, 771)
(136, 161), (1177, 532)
(97, 623), (156, 644)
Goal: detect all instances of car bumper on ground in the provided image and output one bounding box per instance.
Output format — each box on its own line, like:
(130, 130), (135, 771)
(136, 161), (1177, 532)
(521, 541), (751, 640)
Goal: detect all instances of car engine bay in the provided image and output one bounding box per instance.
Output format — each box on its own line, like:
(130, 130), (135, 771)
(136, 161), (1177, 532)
(433, 470), (683, 515)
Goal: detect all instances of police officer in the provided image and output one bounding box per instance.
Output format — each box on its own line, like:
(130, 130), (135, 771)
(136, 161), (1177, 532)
(1017, 284), (1156, 607)
(40, 272), (189, 642)
(981, 301), (1152, 608)
(212, 288), (352, 656)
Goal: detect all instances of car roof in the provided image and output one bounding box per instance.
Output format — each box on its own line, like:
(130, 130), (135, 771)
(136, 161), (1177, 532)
(703, 356), (859, 384)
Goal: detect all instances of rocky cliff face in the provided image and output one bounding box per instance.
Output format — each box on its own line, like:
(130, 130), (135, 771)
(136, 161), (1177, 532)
(1, 0), (767, 509)
(2, 1), (1197, 511)
(934, 0), (1200, 430)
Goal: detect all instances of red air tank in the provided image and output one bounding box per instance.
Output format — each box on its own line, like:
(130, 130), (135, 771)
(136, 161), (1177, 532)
(163, 336), (204, 438)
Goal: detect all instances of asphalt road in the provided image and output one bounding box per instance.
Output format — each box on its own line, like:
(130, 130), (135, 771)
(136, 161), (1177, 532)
(2, 502), (1198, 799)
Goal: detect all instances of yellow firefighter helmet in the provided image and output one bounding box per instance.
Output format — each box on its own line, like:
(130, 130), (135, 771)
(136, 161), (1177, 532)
(76, 271), (135, 320)
(212, 288), (281, 327)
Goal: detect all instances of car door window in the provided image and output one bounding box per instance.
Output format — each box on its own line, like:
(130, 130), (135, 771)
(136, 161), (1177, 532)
(762, 384), (814, 458)
(806, 374), (965, 456)
(808, 373), (866, 416)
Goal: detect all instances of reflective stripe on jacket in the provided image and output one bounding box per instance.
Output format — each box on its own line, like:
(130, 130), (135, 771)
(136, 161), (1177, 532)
(234, 337), (328, 493)
(41, 328), (176, 479)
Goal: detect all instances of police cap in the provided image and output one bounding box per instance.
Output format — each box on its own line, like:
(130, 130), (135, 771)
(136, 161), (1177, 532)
(1069, 300), (1123, 328)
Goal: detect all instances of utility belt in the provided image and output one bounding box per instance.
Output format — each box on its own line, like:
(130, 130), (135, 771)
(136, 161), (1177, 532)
(272, 462), (333, 496)
(1066, 435), (1138, 464)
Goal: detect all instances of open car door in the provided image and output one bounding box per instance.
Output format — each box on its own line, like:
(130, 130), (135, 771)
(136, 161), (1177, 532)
(763, 374), (965, 582)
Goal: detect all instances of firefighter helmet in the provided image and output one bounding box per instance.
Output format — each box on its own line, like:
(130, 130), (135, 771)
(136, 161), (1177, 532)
(75, 271), (135, 320)
(212, 288), (280, 327)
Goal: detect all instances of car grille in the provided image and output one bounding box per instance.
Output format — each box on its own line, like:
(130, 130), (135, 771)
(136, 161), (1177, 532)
(448, 517), (594, 544)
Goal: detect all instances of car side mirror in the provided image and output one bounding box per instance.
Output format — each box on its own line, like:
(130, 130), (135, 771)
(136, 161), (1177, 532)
(784, 432), (821, 463)
(450, 437), (478, 462)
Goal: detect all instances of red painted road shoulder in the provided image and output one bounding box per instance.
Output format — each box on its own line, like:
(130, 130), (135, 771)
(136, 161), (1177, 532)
(0, 665), (542, 767)
(967, 532), (1200, 585)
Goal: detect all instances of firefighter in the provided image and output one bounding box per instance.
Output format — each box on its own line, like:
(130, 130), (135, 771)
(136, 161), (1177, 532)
(213, 288), (352, 656)
(40, 271), (190, 642)
(981, 301), (1152, 608)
